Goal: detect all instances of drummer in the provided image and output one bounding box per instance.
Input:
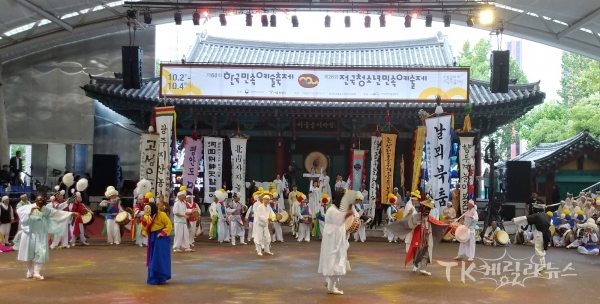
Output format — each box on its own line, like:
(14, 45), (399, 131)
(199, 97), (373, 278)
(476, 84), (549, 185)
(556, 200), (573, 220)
(353, 195), (367, 243)
(69, 192), (89, 246)
(386, 195), (400, 243)
(483, 219), (500, 246)
(227, 192), (246, 246)
(455, 200), (478, 261)
(270, 192), (284, 242)
(185, 193), (202, 247)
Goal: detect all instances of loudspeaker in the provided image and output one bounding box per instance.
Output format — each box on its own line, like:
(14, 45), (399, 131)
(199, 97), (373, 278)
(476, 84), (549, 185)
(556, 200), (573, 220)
(490, 50), (509, 93)
(122, 46), (143, 89)
(91, 154), (120, 196)
(506, 161), (531, 202)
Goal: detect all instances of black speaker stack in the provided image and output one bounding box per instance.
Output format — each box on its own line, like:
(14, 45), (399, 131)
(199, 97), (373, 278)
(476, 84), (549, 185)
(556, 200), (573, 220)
(490, 50), (509, 93)
(506, 161), (532, 202)
(91, 154), (121, 196)
(122, 46), (143, 89)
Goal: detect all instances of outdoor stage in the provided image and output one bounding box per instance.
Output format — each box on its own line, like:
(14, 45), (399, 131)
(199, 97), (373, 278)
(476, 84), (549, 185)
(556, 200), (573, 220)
(0, 227), (596, 304)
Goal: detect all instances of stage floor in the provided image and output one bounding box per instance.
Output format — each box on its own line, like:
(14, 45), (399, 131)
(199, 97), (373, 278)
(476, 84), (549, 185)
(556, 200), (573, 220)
(0, 233), (596, 304)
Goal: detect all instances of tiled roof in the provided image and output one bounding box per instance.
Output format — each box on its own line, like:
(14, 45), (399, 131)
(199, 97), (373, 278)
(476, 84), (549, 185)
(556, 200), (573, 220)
(186, 33), (455, 67)
(511, 131), (600, 170)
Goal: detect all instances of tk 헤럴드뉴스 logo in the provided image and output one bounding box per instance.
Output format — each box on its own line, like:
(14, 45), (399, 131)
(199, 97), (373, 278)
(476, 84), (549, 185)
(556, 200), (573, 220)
(436, 249), (576, 290)
(298, 74), (319, 88)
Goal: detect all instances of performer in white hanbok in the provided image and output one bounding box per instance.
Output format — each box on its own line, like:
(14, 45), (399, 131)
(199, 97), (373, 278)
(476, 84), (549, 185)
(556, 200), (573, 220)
(315, 196), (329, 239)
(317, 190), (359, 295)
(172, 191), (193, 252)
(353, 198), (367, 242)
(49, 190), (69, 249)
(386, 196), (400, 243)
(578, 219), (599, 255)
(273, 175), (285, 211)
(309, 180), (321, 220)
(17, 194), (31, 208)
(215, 189), (231, 243)
(270, 192), (284, 242)
(564, 193), (574, 206)
(512, 203), (551, 272)
(208, 198), (218, 240)
(297, 193), (312, 242)
(288, 185), (299, 232)
(246, 192), (260, 242)
(185, 194), (201, 247)
(253, 193), (275, 256)
(455, 200), (478, 261)
(321, 171), (332, 198)
(16, 196), (78, 280)
(569, 200), (582, 215)
(99, 187), (123, 245)
(227, 192), (246, 245)
(557, 200), (567, 215)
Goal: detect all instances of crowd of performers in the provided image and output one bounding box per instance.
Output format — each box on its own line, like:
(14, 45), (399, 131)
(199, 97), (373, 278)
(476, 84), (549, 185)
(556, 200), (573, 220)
(7, 171), (600, 293)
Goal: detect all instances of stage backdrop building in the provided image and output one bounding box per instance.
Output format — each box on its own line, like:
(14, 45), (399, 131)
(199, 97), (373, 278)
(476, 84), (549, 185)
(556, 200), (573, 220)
(82, 32), (545, 193)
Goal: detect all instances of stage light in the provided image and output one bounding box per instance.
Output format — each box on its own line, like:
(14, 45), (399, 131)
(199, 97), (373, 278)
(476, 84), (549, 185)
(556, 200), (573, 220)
(261, 14), (268, 27)
(219, 13), (227, 26)
(443, 12), (451, 27)
(364, 15), (371, 28)
(292, 15), (299, 27)
(127, 9), (137, 19)
(412, 12), (418, 19)
(345, 16), (351, 28)
(325, 15), (331, 27)
(202, 10), (209, 17)
(174, 11), (182, 25)
(270, 14), (276, 27)
(480, 9), (494, 25)
(246, 13), (252, 26)
(228, 10), (234, 16)
(425, 13), (432, 27)
(404, 14), (411, 28)
(143, 11), (152, 24)
(379, 13), (386, 27)
(466, 13), (474, 27)
(193, 10), (200, 26)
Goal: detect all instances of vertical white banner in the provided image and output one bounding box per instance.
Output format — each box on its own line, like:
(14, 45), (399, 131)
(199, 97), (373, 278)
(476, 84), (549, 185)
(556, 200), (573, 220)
(204, 137), (223, 203)
(140, 134), (159, 194)
(458, 136), (475, 214)
(369, 136), (382, 214)
(230, 138), (248, 204)
(182, 137), (203, 192)
(155, 114), (174, 199)
(425, 116), (452, 215)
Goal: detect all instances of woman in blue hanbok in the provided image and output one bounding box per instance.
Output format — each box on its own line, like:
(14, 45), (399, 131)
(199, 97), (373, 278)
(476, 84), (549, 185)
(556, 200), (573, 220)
(142, 202), (172, 285)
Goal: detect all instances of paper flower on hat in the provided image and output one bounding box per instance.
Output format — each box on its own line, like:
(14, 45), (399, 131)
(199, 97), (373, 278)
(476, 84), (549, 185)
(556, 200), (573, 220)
(258, 187), (264, 192)
(344, 188), (348, 194)
(143, 198), (150, 204)
(546, 211), (553, 216)
(145, 192), (154, 199)
(576, 215), (585, 221)
(180, 186), (187, 192)
(560, 213), (566, 219)
(54, 185), (60, 191)
(565, 215), (572, 221)
(387, 193), (395, 199)
(356, 191), (364, 201)
(552, 218), (562, 226)
(562, 209), (571, 215)
(577, 209), (584, 215)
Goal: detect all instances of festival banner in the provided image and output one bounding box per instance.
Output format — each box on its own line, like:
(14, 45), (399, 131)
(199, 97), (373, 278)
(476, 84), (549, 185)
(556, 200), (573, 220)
(139, 134), (159, 194)
(425, 116), (452, 215)
(458, 135), (476, 214)
(380, 133), (397, 205)
(351, 150), (365, 191)
(204, 137), (223, 204)
(369, 136), (382, 212)
(182, 137), (203, 193)
(154, 106), (177, 199)
(411, 126), (426, 192)
(230, 137), (248, 204)
(400, 154), (405, 189)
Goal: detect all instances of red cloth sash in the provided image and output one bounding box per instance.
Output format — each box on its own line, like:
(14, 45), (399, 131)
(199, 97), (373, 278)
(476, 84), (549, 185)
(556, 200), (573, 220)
(71, 203), (84, 236)
(186, 202), (197, 222)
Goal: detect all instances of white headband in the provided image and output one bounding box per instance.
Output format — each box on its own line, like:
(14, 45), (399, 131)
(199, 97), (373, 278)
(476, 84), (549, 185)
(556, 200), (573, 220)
(1, 196), (8, 202)
(20, 194), (27, 198)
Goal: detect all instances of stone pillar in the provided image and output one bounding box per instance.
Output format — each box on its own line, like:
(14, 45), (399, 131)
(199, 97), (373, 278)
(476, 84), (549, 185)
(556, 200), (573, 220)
(474, 135), (482, 199)
(0, 55), (9, 166)
(275, 134), (285, 176)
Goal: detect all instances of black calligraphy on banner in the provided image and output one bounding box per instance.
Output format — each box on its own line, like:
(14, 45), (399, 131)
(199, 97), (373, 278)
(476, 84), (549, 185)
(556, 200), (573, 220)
(425, 116), (452, 215)
(380, 134), (397, 206)
(155, 114), (174, 199)
(204, 137), (223, 204)
(140, 134), (159, 194)
(182, 137), (203, 192)
(293, 118), (340, 135)
(369, 137), (382, 208)
(458, 136), (475, 214)
(230, 138), (247, 204)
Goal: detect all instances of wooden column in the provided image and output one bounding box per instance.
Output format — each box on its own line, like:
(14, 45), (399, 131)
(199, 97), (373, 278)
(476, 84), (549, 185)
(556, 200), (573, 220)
(577, 156), (584, 170)
(275, 135), (285, 176)
(545, 172), (555, 204)
(474, 135), (482, 199)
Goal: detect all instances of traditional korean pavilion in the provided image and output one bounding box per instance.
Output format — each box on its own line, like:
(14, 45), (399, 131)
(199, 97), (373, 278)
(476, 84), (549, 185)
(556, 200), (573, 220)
(82, 31), (545, 192)
(508, 130), (600, 201)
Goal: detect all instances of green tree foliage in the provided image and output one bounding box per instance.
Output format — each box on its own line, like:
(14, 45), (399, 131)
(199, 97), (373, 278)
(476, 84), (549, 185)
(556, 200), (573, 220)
(558, 52), (600, 103)
(568, 94), (600, 138)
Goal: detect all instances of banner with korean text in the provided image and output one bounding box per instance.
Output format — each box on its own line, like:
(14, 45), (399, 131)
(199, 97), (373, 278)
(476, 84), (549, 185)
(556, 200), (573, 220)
(425, 116), (452, 215)
(204, 137), (223, 204)
(160, 64), (469, 102)
(139, 134), (159, 194)
(182, 137), (203, 193)
(380, 133), (397, 205)
(458, 135), (476, 214)
(351, 150), (366, 191)
(411, 126), (426, 192)
(154, 106), (176, 199)
(369, 136), (382, 215)
(230, 138), (247, 204)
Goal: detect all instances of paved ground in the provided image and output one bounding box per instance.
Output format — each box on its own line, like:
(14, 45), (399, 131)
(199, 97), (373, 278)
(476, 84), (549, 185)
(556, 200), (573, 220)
(1, 227), (598, 304)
